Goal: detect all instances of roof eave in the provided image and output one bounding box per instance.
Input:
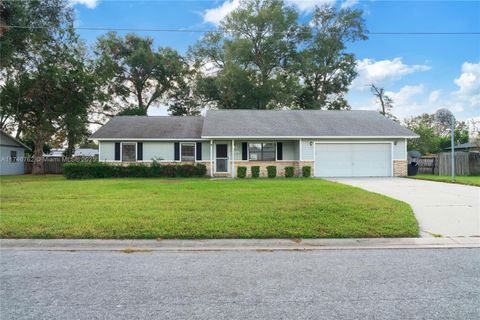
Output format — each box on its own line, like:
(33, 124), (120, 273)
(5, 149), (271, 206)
(0, 129), (31, 150)
(201, 135), (420, 139)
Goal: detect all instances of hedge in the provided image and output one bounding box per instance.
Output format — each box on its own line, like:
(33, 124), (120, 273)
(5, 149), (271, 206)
(284, 166), (294, 178)
(251, 166), (260, 178)
(63, 162), (207, 179)
(237, 166), (247, 178)
(302, 166), (311, 178)
(267, 166), (277, 178)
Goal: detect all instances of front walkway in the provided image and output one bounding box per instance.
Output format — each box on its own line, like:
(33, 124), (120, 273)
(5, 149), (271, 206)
(327, 177), (480, 238)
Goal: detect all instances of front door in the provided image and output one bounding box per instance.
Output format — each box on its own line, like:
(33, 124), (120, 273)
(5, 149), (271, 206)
(215, 144), (229, 173)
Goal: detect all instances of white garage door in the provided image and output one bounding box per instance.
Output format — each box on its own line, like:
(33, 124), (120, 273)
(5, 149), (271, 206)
(315, 143), (392, 177)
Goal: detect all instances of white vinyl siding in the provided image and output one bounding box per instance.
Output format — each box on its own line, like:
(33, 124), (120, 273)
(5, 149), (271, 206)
(301, 140), (315, 160)
(99, 141), (115, 161)
(142, 142), (175, 161)
(0, 146), (25, 175)
(201, 142), (210, 160)
(393, 139), (406, 160)
(281, 140), (297, 161)
(302, 138), (406, 161)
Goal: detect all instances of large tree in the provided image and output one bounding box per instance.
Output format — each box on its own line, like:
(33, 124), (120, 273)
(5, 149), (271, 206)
(189, 0), (301, 110)
(188, 0), (366, 111)
(294, 5), (367, 110)
(0, 0), (95, 173)
(405, 113), (469, 154)
(93, 33), (190, 116)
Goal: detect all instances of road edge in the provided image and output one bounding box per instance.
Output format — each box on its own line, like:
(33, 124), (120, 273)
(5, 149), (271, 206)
(1, 237), (479, 252)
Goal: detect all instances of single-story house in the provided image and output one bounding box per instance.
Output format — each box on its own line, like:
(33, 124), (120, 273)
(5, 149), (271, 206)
(74, 148), (99, 157)
(44, 148), (65, 159)
(0, 129), (30, 176)
(90, 110), (418, 178)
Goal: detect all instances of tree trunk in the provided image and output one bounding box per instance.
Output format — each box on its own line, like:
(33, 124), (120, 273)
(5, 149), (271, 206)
(65, 133), (75, 158)
(32, 131), (44, 175)
(15, 118), (25, 139)
(379, 96), (386, 115)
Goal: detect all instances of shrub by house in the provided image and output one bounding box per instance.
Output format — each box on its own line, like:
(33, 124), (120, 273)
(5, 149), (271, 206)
(64, 162), (207, 179)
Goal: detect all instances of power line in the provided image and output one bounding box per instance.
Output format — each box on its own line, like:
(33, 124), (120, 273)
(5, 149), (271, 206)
(5, 25), (480, 35)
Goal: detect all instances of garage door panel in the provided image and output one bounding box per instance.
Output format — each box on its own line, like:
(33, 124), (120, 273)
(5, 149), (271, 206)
(315, 145), (353, 177)
(315, 143), (391, 177)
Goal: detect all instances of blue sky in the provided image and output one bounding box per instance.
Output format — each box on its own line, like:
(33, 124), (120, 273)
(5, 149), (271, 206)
(72, 0), (479, 125)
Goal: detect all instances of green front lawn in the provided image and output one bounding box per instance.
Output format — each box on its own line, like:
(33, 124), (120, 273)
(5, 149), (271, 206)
(409, 174), (480, 187)
(0, 175), (418, 239)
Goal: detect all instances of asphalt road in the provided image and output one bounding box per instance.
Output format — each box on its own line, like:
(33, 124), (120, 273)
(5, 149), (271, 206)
(1, 249), (479, 320)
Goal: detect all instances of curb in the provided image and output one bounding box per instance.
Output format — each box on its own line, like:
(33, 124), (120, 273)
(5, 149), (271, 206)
(1, 238), (479, 252)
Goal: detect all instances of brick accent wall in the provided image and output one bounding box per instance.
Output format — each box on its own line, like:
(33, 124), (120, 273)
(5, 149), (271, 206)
(393, 160), (407, 177)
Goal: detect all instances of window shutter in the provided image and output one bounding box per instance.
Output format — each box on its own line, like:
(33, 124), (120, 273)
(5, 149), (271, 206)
(277, 142), (283, 160)
(242, 142), (248, 160)
(137, 142), (143, 161)
(174, 142), (180, 161)
(196, 142), (202, 161)
(114, 142), (120, 161)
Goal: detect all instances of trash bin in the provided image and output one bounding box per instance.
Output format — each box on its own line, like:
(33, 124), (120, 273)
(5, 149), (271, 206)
(408, 162), (419, 176)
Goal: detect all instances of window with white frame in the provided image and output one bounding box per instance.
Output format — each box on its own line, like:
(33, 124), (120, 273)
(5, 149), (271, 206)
(181, 142), (195, 161)
(248, 142), (275, 161)
(122, 143), (136, 162)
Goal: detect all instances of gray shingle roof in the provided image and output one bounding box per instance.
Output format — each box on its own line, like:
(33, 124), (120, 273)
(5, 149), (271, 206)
(90, 116), (204, 139)
(0, 129), (31, 150)
(202, 110), (418, 138)
(91, 110), (418, 140)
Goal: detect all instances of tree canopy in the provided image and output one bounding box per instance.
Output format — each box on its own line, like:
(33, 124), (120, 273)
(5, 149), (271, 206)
(93, 33), (190, 115)
(405, 113), (470, 155)
(187, 0), (367, 111)
(0, 0), (96, 172)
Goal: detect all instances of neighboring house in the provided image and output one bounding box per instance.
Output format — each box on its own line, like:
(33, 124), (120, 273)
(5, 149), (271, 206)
(0, 129), (30, 176)
(74, 148), (99, 157)
(444, 142), (479, 152)
(44, 148), (65, 159)
(90, 110), (418, 178)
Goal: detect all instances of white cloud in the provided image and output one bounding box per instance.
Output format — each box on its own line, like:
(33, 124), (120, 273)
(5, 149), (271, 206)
(382, 85), (426, 118)
(287, 0), (335, 12)
(351, 58), (430, 90)
(203, 0), (240, 25)
(202, 0), (336, 25)
(341, 0), (359, 9)
(428, 90), (441, 104)
(454, 61), (480, 107)
(386, 84), (424, 106)
(70, 0), (99, 9)
(348, 62), (479, 122)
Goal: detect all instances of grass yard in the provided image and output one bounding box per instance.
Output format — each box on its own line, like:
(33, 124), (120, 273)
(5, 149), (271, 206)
(0, 175), (418, 239)
(409, 174), (480, 187)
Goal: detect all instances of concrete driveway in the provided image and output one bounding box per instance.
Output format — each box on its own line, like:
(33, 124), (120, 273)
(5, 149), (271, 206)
(327, 178), (480, 238)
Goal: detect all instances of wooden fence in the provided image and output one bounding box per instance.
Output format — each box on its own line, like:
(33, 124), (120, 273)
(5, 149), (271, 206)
(468, 152), (480, 176)
(417, 157), (436, 174)
(24, 156), (96, 174)
(417, 152), (480, 176)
